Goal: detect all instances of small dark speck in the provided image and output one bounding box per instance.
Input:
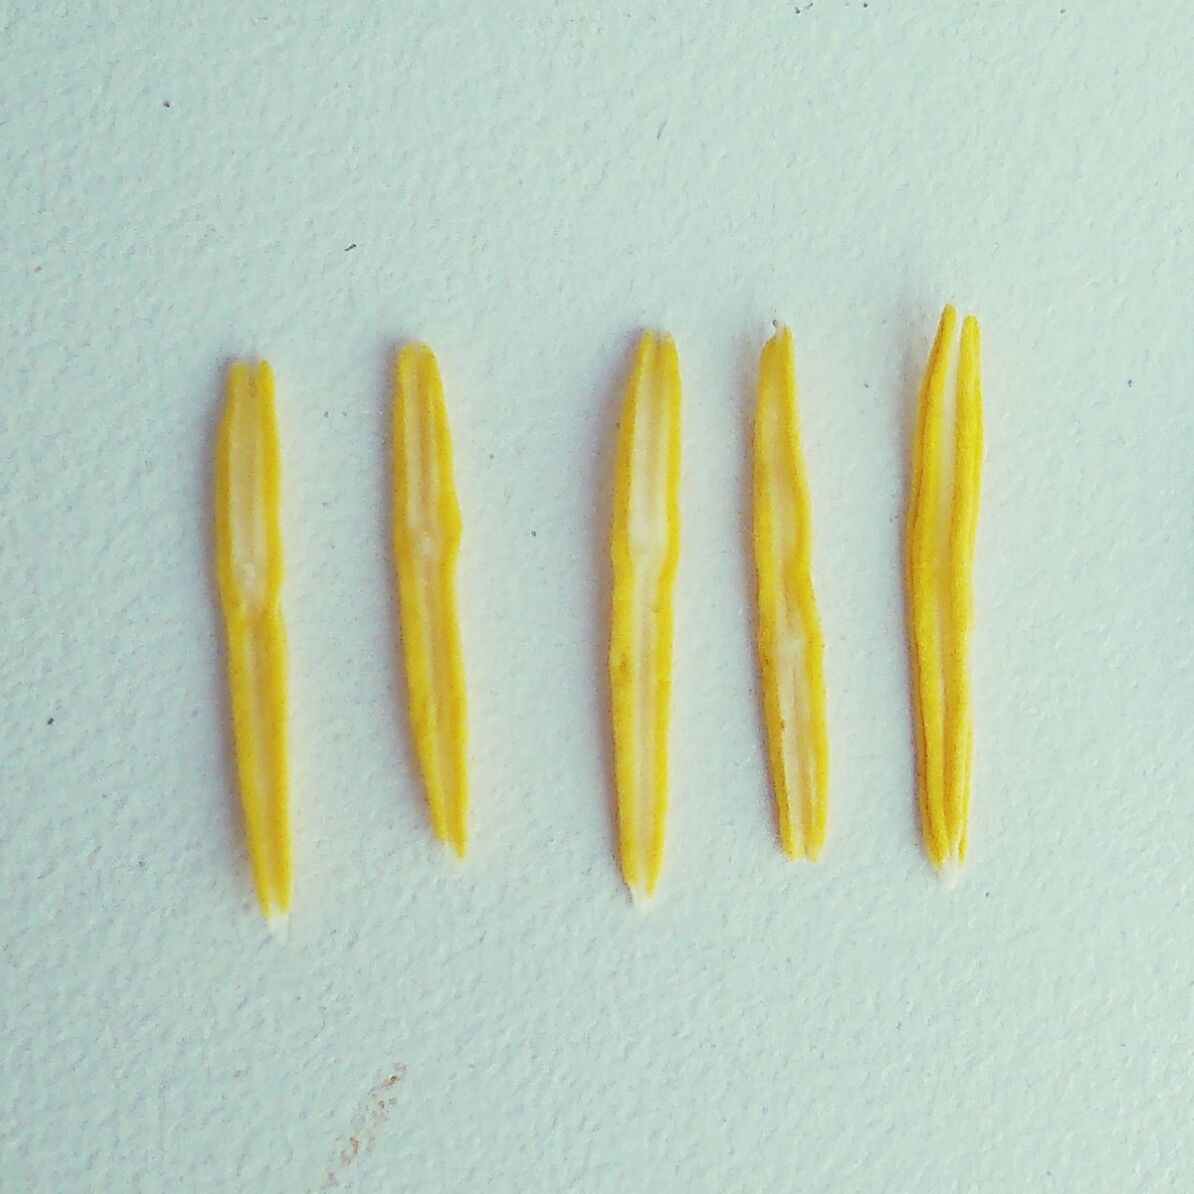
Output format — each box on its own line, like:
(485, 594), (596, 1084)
(656, 121), (667, 141)
(345, 243), (356, 252)
(488, 453), (495, 461)
(531, 530), (537, 538)
(163, 100), (171, 108)
(46, 717), (54, 726)
(1127, 379), (1133, 387)
(324, 411), (330, 417)
(138, 859), (146, 870)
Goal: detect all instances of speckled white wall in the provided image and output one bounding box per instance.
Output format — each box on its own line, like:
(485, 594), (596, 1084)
(1, 2), (1191, 1191)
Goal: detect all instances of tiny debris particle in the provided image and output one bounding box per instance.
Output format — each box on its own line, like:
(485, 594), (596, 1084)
(163, 100), (171, 108)
(47, 717), (54, 725)
(345, 243), (356, 252)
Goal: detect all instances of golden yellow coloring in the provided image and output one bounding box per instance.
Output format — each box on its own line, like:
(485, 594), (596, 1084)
(752, 326), (829, 860)
(906, 306), (983, 874)
(609, 332), (682, 901)
(392, 344), (469, 858)
(215, 360), (292, 922)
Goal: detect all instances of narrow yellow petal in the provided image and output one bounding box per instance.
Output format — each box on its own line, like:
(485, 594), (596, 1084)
(392, 344), (469, 858)
(944, 316), (983, 853)
(215, 360), (291, 919)
(907, 307), (955, 868)
(906, 307), (983, 873)
(609, 332), (682, 901)
(752, 326), (829, 860)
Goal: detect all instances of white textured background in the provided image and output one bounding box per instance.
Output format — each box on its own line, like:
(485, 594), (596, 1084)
(1, 3), (1191, 1191)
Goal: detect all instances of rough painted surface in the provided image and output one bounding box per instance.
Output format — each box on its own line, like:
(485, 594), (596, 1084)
(1, 3), (1191, 1191)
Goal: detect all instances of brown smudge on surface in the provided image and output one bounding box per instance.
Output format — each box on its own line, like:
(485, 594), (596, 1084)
(319, 1064), (407, 1190)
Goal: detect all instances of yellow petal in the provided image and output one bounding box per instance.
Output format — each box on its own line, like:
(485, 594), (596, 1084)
(609, 332), (681, 901)
(906, 307), (983, 873)
(752, 325), (829, 860)
(215, 360), (291, 920)
(392, 344), (469, 858)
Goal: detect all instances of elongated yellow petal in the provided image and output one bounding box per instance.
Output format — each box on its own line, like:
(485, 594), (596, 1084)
(945, 316), (983, 858)
(906, 307), (983, 874)
(609, 332), (681, 901)
(752, 326), (828, 859)
(215, 360), (291, 922)
(906, 307), (955, 869)
(392, 344), (469, 858)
